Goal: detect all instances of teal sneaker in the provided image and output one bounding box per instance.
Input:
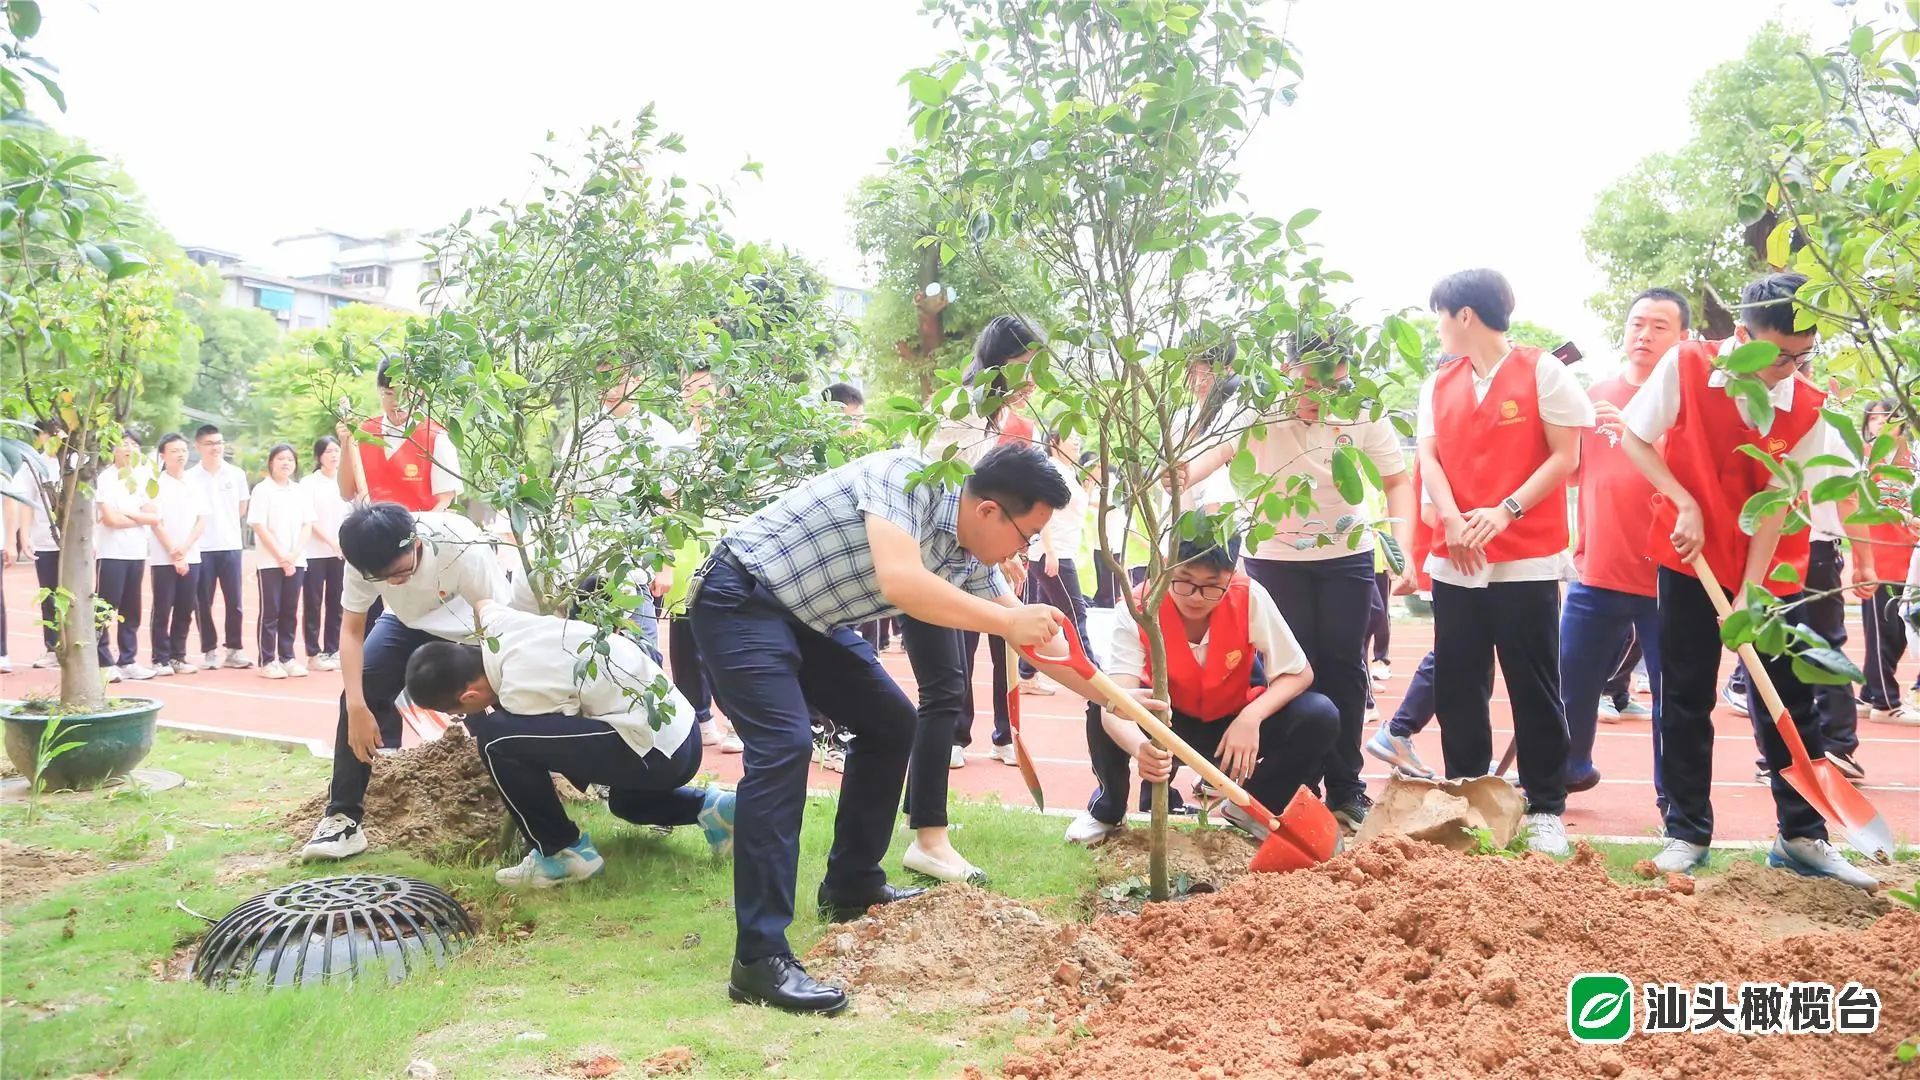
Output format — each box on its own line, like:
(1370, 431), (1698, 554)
(496, 834), (604, 889)
(1619, 699), (1653, 719)
(1767, 836), (1878, 891)
(698, 789), (736, 859)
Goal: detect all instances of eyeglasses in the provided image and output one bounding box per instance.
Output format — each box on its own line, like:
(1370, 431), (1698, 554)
(998, 505), (1045, 558)
(1774, 346), (1817, 373)
(1169, 580), (1229, 601)
(363, 541), (422, 582)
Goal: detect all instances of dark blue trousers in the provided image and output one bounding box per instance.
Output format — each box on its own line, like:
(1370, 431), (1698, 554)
(149, 564), (199, 666)
(1558, 582), (1663, 795)
(95, 558), (144, 666)
(326, 613), (440, 820)
(195, 548), (245, 653)
(688, 555), (915, 963)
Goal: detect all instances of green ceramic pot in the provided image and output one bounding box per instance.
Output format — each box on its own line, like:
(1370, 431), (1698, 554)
(2, 697), (161, 791)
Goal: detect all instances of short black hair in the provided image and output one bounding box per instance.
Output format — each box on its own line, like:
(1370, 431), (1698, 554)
(1739, 272), (1811, 337)
(1628, 287), (1692, 331)
(966, 443), (1071, 516)
(964, 315), (1043, 392)
(1186, 335), (1237, 369)
(265, 442), (296, 470)
(338, 502), (419, 575)
(822, 382), (864, 407)
(1429, 269), (1515, 333)
(156, 433), (187, 455)
(313, 434), (339, 465)
(1177, 535), (1242, 574)
(37, 417), (65, 437)
(193, 424), (221, 442)
(404, 641), (486, 713)
(376, 356), (398, 389)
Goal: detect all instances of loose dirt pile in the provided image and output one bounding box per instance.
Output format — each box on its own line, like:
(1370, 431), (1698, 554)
(1004, 837), (1918, 1079)
(1693, 858), (1894, 936)
(0, 839), (101, 903)
(1093, 825), (1254, 893)
(806, 884), (1129, 1019)
(282, 729), (514, 861)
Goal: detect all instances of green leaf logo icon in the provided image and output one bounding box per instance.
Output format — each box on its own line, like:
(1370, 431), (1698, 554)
(1568, 973), (1634, 1043)
(1578, 989), (1627, 1030)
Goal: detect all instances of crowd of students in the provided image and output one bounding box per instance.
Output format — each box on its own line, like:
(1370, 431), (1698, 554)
(3, 267), (1906, 1019)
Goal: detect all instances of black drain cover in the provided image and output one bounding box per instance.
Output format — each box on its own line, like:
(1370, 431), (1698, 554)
(193, 875), (475, 989)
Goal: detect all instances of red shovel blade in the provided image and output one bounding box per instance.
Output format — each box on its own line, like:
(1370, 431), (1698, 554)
(1005, 641), (1045, 810)
(1775, 716), (1896, 859)
(1247, 786), (1344, 873)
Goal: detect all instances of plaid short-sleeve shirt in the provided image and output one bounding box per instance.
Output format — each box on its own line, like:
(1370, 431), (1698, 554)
(722, 449), (1010, 633)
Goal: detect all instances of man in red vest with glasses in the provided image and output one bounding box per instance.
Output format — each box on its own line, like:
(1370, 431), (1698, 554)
(1095, 535), (1339, 842)
(1620, 272), (1875, 889)
(337, 358), (461, 513)
(1416, 268), (1592, 857)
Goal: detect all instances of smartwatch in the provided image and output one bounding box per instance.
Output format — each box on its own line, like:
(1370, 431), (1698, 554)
(1501, 496), (1525, 519)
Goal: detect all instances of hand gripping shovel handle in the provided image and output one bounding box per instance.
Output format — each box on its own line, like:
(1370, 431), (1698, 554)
(1016, 619), (1282, 830)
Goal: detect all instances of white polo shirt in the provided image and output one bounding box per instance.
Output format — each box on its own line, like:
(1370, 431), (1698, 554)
(147, 471), (210, 566)
(190, 460), (250, 552)
(1245, 415), (1407, 562)
(478, 604), (694, 757)
(93, 465), (153, 562)
(342, 512), (515, 641)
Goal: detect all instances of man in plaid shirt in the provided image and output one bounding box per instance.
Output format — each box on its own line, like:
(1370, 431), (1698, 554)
(696, 443), (1109, 1015)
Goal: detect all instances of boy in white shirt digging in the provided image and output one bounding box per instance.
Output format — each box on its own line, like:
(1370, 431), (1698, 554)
(403, 599), (735, 887)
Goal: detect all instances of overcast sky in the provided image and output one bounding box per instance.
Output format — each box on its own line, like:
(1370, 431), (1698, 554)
(41, 0), (1853, 372)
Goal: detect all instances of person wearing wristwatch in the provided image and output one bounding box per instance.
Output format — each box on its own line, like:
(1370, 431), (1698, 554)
(1414, 269), (1594, 858)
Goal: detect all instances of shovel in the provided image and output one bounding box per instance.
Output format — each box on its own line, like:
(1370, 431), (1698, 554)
(1018, 619), (1342, 872)
(1004, 639), (1045, 810)
(1690, 555), (1894, 861)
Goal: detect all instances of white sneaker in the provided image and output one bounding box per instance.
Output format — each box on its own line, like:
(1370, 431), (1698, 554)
(495, 838), (604, 889)
(700, 720), (722, 746)
(948, 745), (967, 769)
(720, 733), (743, 754)
(1597, 698), (1622, 724)
(169, 659), (199, 675)
(1768, 836), (1879, 891)
(261, 661), (288, 680)
(1063, 811), (1121, 846)
(902, 841), (986, 884)
(122, 662), (156, 681)
(223, 648), (253, 670)
(152, 661), (173, 677)
(31, 650), (59, 669)
(285, 659), (310, 678)
(1652, 837), (1710, 875)
(1631, 673), (1652, 697)
(200, 651), (222, 670)
(104, 666), (123, 683)
(312, 653), (339, 672)
(0, 655), (10, 674)
(990, 743), (1019, 766)
(1018, 675), (1057, 696)
(300, 813), (368, 861)
(1523, 813), (1569, 856)
(1370, 659), (1391, 684)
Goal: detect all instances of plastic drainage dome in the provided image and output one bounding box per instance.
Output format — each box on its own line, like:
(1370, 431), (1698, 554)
(193, 875), (476, 989)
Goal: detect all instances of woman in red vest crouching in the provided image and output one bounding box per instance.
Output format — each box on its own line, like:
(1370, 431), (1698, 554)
(1416, 269), (1593, 857)
(1620, 272), (1875, 890)
(1097, 536), (1339, 840)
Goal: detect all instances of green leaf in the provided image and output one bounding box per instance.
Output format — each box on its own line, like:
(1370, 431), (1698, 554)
(1385, 315), (1422, 360)
(6, 2), (41, 40)
(1724, 341), (1781, 374)
(1851, 23), (1876, 58)
(1739, 489), (1790, 535)
(1719, 607), (1755, 648)
(1228, 448), (1256, 492)
(1765, 217), (1794, 268)
(1286, 207), (1320, 231)
(1330, 445), (1364, 505)
(1820, 407), (1864, 461)
(494, 369), (529, 391)
(1793, 646), (1863, 685)
(1735, 192), (1767, 226)
(1377, 531), (1406, 574)
(1727, 375), (1775, 434)
(1769, 562), (1801, 584)
(908, 73), (946, 107)
(1809, 475), (1857, 503)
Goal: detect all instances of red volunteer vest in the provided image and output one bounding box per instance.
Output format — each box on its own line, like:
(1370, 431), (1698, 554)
(1646, 342), (1825, 598)
(1864, 444), (1916, 585)
(1574, 377), (1659, 597)
(996, 411), (1035, 447)
(358, 416), (444, 512)
(1139, 575), (1260, 721)
(1428, 348), (1570, 562)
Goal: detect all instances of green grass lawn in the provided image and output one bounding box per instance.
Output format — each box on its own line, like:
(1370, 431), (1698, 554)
(0, 733), (1884, 1079)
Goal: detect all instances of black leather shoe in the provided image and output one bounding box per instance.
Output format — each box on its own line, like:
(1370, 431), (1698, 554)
(728, 955), (848, 1016)
(816, 882), (927, 923)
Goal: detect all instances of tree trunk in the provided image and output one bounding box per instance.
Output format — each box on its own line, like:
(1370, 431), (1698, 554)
(1149, 778), (1169, 899)
(56, 472), (106, 712)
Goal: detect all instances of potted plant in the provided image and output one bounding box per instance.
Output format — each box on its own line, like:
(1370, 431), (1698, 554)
(0, 3), (186, 789)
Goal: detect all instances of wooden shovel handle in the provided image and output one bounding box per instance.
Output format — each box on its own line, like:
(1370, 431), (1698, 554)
(1687, 555), (1815, 770)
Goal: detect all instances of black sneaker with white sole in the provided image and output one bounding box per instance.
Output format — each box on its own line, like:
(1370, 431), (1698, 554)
(300, 813), (368, 861)
(1824, 750), (1866, 782)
